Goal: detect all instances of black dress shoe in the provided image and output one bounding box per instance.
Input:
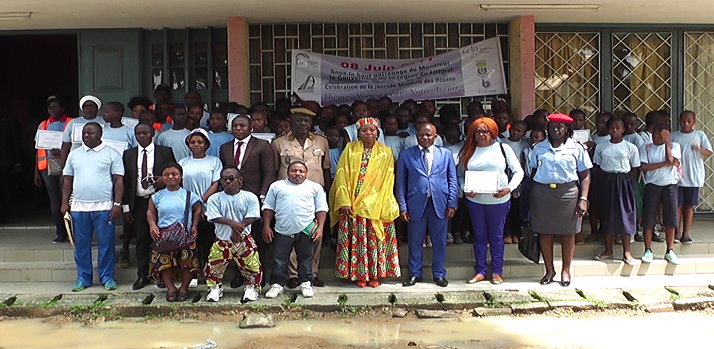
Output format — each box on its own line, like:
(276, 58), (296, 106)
(559, 279), (571, 287)
(539, 273), (555, 285)
(156, 281), (166, 289)
(312, 276), (325, 287)
(287, 277), (300, 289)
(434, 277), (449, 287)
(402, 275), (422, 286)
(132, 278), (149, 290)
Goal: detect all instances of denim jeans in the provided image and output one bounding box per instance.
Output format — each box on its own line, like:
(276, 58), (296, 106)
(270, 232), (314, 286)
(71, 210), (116, 286)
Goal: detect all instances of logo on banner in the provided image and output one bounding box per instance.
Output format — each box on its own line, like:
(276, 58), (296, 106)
(475, 60), (488, 77)
(295, 53), (318, 68)
(481, 79), (491, 88)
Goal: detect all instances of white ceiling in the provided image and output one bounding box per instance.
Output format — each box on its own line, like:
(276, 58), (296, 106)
(0, 0), (711, 30)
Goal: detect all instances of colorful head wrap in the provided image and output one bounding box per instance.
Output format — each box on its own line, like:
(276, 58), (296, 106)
(356, 117), (380, 129)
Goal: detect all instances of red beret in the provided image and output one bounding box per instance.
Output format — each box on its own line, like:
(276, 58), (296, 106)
(547, 113), (573, 123)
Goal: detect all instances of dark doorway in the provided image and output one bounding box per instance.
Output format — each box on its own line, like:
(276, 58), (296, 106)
(0, 34), (78, 225)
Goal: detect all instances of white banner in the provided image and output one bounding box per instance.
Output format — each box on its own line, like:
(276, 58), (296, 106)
(291, 37), (507, 106)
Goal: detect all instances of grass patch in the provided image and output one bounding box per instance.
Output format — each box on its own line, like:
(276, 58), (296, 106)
(664, 287), (681, 301)
(70, 300), (122, 322)
(145, 310), (177, 320)
(387, 293), (397, 305)
(336, 293), (356, 316)
(249, 304), (268, 311)
(528, 290), (545, 302)
(482, 292), (502, 308)
(575, 289), (607, 309)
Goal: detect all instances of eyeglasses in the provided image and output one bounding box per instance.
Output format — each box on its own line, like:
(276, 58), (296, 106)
(474, 130), (490, 135)
(220, 175), (239, 182)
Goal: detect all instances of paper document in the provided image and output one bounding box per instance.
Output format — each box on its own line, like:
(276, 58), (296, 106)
(464, 170), (499, 194)
(252, 133), (276, 143)
(35, 130), (64, 149)
(103, 139), (128, 154)
(63, 212), (75, 246)
(573, 130), (590, 144)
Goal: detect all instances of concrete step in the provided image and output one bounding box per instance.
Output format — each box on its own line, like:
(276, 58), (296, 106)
(2, 240), (711, 263)
(3, 255), (714, 283)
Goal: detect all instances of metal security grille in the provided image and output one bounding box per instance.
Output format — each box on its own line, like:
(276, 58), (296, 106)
(535, 32), (600, 128)
(684, 32), (714, 212)
(612, 33), (672, 118)
(248, 23), (509, 114)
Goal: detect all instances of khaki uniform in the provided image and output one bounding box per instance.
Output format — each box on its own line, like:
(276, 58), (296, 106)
(272, 132), (330, 187)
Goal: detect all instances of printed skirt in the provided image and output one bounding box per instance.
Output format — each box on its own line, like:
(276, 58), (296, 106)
(334, 215), (400, 282)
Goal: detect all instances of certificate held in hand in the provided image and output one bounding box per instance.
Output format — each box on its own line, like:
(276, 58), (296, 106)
(464, 170), (499, 194)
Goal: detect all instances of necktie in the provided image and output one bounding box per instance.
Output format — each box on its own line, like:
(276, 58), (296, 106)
(141, 149), (149, 189)
(422, 147), (431, 175)
(234, 141), (244, 167)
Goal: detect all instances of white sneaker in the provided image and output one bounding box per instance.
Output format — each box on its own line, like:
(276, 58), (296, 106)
(189, 278), (199, 288)
(206, 286), (223, 302)
(265, 284), (284, 298)
(665, 251), (680, 265)
(242, 285), (260, 302)
(300, 281), (314, 298)
(641, 250), (654, 263)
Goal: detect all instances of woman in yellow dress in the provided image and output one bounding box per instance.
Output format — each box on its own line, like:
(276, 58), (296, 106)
(330, 117), (401, 287)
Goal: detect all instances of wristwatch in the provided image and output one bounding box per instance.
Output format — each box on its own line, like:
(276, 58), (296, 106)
(113, 202), (122, 207)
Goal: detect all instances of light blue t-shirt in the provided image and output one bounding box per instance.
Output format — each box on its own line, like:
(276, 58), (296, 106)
(383, 135), (404, 161)
(672, 130), (712, 187)
(530, 138), (593, 184)
(178, 156), (222, 198)
(156, 128), (191, 161)
(63, 143), (124, 203)
(624, 133), (645, 150)
(593, 140), (641, 173)
(592, 134), (611, 146)
(152, 188), (202, 228)
(501, 138), (528, 163)
(102, 125), (136, 151)
(639, 142), (682, 186)
(62, 117), (106, 150)
(329, 148), (342, 179)
(206, 191), (261, 240)
(262, 179), (329, 236)
(460, 143), (524, 205)
(207, 131), (234, 158)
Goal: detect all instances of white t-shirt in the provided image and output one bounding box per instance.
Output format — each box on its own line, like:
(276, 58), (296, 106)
(501, 138), (528, 164)
(206, 191), (261, 240)
(262, 179), (329, 236)
(639, 142), (682, 186)
(672, 130), (712, 187)
(593, 140), (641, 173)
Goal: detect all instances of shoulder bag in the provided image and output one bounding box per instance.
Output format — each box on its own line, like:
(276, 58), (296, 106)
(152, 190), (193, 253)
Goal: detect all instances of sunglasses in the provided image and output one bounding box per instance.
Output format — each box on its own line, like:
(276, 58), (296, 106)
(220, 175), (239, 182)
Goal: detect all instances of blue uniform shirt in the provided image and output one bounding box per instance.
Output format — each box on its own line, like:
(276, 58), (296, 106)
(156, 129), (192, 161)
(207, 131), (234, 157)
(63, 143), (124, 205)
(152, 188), (202, 228)
(529, 138), (593, 184)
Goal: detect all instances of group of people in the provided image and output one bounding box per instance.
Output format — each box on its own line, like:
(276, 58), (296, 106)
(34, 85), (711, 302)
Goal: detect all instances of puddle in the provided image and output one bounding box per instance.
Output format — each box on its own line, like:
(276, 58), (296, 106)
(2, 312), (714, 348)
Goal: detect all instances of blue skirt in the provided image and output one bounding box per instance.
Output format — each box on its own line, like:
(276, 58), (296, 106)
(599, 172), (636, 236)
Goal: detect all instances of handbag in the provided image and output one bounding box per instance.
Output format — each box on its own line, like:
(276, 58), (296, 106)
(152, 190), (192, 253)
(518, 223), (540, 264)
(46, 158), (63, 176)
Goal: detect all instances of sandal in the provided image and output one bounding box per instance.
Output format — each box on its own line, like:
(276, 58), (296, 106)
(594, 253), (613, 261)
(177, 291), (189, 302)
(355, 280), (367, 288)
(165, 290), (178, 302)
(367, 280), (381, 288)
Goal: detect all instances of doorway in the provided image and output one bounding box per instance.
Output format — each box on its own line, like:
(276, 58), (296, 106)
(0, 34), (78, 225)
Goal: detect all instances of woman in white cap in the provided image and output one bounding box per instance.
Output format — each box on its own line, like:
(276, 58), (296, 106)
(60, 95), (104, 164)
(178, 128), (222, 284)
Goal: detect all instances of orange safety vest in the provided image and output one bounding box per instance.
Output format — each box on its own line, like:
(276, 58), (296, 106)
(37, 116), (71, 171)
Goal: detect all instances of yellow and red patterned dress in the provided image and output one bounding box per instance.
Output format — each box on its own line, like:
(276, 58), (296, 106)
(330, 141), (400, 282)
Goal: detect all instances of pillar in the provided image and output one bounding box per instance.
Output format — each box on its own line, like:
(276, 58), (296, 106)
(508, 15), (536, 119)
(227, 17), (250, 105)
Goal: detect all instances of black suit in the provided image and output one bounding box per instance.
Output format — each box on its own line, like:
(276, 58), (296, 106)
(122, 144), (175, 279)
(219, 136), (276, 197)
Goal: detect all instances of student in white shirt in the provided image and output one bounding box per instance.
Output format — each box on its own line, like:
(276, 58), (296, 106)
(639, 124), (682, 265)
(671, 111), (713, 243)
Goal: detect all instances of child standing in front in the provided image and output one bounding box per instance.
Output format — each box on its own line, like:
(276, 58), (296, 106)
(204, 167), (262, 302)
(262, 161), (328, 299)
(586, 111), (612, 242)
(640, 124), (682, 264)
(593, 117), (640, 264)
(501, 120), (528, 244)
(671, 110), (713, 243)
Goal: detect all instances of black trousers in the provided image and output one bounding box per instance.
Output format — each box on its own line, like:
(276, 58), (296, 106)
(131, 196), (151, 279)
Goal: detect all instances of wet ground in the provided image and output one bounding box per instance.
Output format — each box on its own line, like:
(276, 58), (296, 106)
(2, 310), (714, 348)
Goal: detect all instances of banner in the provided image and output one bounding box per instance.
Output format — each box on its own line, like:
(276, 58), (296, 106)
(291, 37), (507, 106)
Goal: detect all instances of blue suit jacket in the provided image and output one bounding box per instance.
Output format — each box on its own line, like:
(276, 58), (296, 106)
(395, 145), (459, 221)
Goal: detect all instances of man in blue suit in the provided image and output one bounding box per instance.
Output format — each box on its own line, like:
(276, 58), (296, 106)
(396, 123), (458, 287)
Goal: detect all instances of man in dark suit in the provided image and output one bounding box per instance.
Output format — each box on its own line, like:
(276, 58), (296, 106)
(219, 114), (276, 287)
(122, 123), (176, 290)
(395, 123), (458, 287)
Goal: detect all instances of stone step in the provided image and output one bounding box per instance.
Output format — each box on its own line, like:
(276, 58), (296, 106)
(2, 240), (711, 263)
(3, 255), (714, 283)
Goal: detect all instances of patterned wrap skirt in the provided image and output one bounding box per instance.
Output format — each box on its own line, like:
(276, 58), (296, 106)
(334, 215), (401, 282)
(149, 241), (200, 281)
